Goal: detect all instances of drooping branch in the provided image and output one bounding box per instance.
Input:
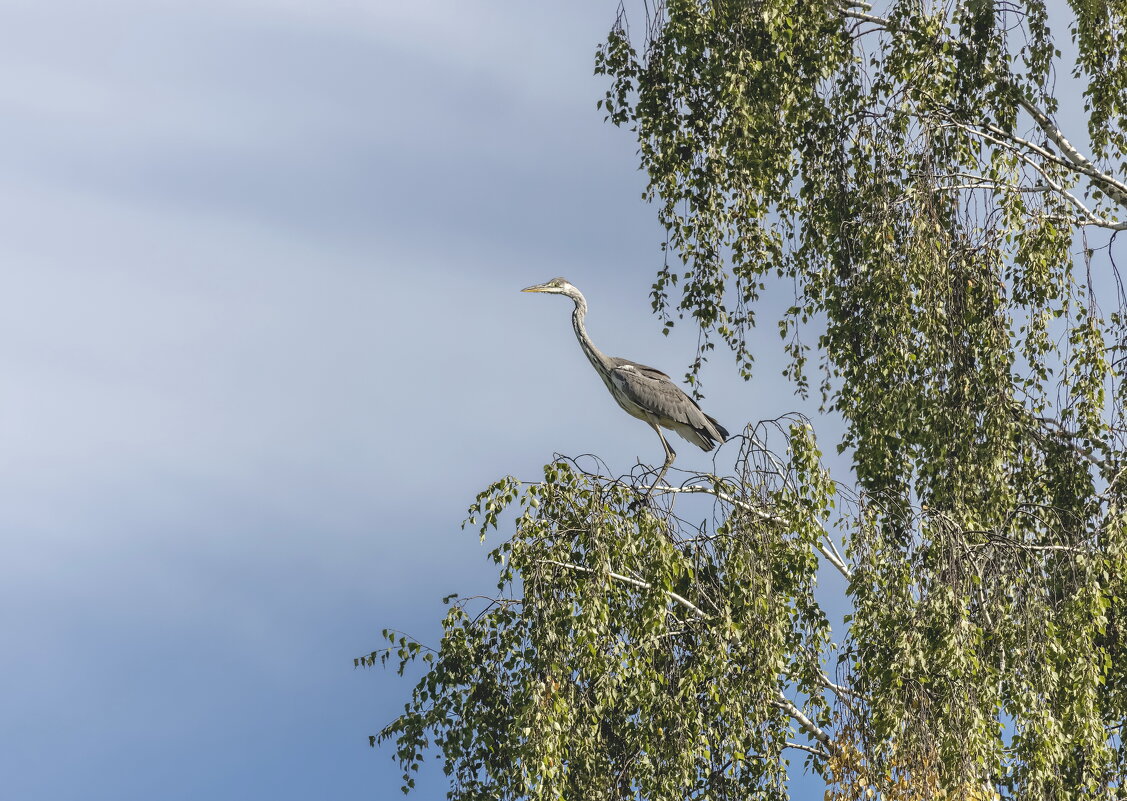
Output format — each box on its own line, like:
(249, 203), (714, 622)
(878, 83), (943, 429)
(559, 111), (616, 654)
(772, 694), (837, 753)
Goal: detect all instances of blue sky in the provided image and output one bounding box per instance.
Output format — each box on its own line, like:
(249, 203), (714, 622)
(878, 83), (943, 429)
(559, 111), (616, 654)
(16, 0), (1103, 798)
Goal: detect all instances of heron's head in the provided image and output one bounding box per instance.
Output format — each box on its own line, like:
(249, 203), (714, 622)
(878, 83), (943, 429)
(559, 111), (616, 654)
(521, 277), (581, 300)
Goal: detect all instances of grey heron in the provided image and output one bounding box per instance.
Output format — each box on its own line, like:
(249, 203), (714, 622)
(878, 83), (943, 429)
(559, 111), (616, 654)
(522, 278), (729, 477)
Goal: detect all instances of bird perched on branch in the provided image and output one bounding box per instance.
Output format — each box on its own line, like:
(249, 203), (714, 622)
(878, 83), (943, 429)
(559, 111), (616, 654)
(522, 277), (729, 478)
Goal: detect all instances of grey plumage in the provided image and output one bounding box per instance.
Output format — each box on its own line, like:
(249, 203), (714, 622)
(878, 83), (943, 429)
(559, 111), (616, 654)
(522, 277), (729, 472)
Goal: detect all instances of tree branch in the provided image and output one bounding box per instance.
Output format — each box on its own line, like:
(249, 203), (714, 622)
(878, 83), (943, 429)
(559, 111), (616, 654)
(939, 119), (1127, 230)
(1014, 94), (1127, 209)
(651, 484), (853, 581)
(772, 693), (837, 753)
(838, 2), (891, 27)
(784, 741), (831, 759)
(538, 559), (708, 619)
(820, 674), (864, 703)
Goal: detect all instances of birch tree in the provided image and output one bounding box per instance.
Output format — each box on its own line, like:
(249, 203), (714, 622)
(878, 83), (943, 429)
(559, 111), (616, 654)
(369, 2), (1127, 798)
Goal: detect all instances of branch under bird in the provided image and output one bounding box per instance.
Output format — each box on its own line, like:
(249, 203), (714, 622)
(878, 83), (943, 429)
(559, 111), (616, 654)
(522, 278), (729, 480)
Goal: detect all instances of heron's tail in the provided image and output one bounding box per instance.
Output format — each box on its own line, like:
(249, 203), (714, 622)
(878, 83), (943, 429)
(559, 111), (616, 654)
(674, 415), (729, 452)
(706, 414), (730, 443)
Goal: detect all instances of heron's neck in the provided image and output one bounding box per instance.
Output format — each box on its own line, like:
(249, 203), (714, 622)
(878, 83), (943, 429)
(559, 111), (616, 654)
(571, 294), (614, 373)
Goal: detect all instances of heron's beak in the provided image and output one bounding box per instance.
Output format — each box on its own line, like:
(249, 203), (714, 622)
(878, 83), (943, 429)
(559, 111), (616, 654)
(522, 283), (549, 293)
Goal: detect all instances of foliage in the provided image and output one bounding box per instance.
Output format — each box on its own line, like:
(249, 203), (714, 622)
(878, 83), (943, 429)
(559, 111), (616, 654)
(372, 1), (1127, 798)
(368, 426), (843, 799)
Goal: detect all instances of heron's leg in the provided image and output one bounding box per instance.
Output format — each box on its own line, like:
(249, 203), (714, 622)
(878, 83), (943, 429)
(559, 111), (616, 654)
(646, 422), (676, 499)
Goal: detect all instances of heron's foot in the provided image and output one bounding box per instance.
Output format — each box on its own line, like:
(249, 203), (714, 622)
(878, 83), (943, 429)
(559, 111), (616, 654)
(627, 492), (655, 514)
(627, 473), (664, 513)
(629, 470), (669, 514)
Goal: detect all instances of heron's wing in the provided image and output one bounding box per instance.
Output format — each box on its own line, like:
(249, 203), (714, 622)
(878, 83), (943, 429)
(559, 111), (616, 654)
(603, 358), (729, 451)
(608, 359), (712, 429)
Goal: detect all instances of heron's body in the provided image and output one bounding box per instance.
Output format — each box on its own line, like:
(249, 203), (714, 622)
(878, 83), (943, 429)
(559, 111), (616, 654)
(523, 278), (728, 470)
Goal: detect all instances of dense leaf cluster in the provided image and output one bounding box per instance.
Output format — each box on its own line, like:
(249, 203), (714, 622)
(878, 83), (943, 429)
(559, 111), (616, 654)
(371, 427), (843, 800)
